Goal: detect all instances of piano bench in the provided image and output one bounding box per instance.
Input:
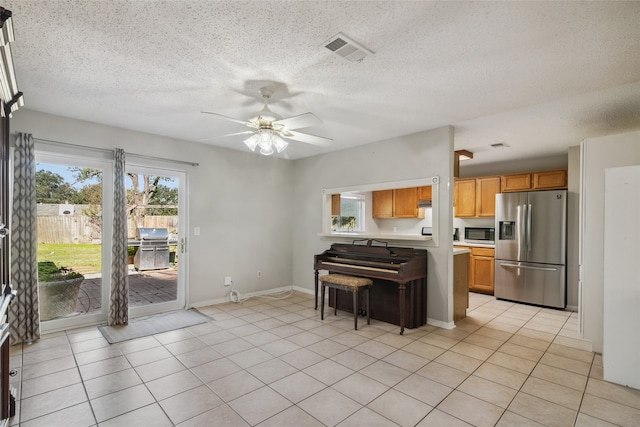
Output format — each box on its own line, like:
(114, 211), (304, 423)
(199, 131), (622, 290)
(319, 274), (372, 330)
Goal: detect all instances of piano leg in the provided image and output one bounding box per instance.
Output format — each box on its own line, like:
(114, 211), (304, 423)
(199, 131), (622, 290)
(314, 270), (319, 310)
(399, 282), (406, 335)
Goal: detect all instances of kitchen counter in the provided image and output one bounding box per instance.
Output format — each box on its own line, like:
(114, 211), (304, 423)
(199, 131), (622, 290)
(453, 247), (471, 255)
(318, 232), (432, 242)
(453, 241), (495, 249)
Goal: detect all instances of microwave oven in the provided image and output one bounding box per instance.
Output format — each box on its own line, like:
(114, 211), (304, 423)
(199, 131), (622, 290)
(464, 227), (495, 243)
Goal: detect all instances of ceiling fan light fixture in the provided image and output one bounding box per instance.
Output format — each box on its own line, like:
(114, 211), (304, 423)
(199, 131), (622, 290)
(243, 130), (287, 156)
(243, 133), (259, 151)
(272, 134), (288, 153)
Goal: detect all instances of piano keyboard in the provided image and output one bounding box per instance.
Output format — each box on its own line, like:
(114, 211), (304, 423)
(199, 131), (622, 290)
(320, 261), (399, 274)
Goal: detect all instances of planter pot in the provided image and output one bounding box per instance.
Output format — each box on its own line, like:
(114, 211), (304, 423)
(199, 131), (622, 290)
(38, 276), (84, 321)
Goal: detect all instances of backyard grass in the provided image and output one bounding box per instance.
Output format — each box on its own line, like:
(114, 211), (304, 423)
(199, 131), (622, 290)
(38, 243), (102, 274)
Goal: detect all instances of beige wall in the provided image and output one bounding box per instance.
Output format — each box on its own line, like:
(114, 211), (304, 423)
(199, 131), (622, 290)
(13, 109), (294, 306)
(292, 126), (455, 326)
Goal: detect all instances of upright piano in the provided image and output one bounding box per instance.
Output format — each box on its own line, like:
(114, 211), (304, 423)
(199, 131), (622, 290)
(314, 240), (427, 334)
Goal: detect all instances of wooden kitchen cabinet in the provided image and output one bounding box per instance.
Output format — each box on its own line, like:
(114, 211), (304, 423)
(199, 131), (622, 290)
(455, 177), (500, 218)
(372, 187), (420, 218)
(418, 185), (432, 201)
(501, 169), (567, 192)
(469, 247), (495, 294)
(475, 176), (501, 217)
(501, 173), (532, 192)
(533, 169), (567, 190)
(454, 179), (476, 217)
(331, 194), (341, 216)
(372, 190), (394, 218)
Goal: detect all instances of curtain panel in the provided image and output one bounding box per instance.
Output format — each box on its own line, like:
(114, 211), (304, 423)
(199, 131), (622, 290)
(10, 133), (39, 343)
(108, 148), (129, 325)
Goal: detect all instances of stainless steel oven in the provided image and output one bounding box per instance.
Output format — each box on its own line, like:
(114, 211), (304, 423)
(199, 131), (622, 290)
(464, 227), (495, 244)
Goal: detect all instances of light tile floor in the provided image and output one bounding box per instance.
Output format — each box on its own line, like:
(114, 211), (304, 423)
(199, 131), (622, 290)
(9, 292), (640, 426)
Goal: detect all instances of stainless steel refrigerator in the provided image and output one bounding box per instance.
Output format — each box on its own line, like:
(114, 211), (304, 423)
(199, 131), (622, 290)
(494, 190), (567, 308)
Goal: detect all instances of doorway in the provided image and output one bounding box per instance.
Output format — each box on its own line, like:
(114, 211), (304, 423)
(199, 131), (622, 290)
(35, 153), (113, 331)
(126, 164), (186, 317)
(35, 150), (188, 331)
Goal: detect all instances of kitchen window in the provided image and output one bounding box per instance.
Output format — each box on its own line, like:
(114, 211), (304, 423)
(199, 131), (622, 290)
(332, 192), (365, 232)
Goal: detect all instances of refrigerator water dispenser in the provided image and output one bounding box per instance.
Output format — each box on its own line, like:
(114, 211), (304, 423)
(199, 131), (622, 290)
(499, 221), (515, 240)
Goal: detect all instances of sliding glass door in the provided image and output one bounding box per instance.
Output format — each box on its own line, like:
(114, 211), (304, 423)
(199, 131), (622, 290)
(35, 153), (113, 331)
(35, 149), (188, 331)
(126, 164), (186, 317)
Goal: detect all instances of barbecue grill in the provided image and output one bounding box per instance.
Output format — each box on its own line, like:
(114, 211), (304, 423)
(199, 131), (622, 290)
(133, 228), (170, 271)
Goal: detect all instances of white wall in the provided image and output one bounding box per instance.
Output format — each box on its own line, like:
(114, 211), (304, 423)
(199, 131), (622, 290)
(291, 126), (455, 326)
(567, 145), (580, 309)
(581, 130), (640, 353)
(12, 109), (294, 306)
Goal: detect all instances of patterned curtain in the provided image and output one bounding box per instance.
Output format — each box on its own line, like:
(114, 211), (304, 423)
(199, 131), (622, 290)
(108, 148), (128, 325)
(10, 133), (40, 343)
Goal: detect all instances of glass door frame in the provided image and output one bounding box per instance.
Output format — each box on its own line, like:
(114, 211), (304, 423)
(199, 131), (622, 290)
(126, 163), (187, 317)
(35, 150), (113, 333)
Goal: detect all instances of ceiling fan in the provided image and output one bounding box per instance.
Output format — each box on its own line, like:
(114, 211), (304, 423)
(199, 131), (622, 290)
(201, 87), (333, 156)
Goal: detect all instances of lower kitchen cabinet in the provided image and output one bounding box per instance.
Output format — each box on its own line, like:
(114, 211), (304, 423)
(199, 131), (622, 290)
(469, 247), (495, 295)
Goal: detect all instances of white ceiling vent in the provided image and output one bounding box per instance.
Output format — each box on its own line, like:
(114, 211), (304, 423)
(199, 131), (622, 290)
(321, 32), (373, 63)
(491, 142), (510, 149)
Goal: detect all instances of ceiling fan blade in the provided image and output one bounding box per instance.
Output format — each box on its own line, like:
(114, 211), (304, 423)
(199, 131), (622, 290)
(273, 113), (322, 130)
(197, 131), (255, 142)
(201, 111), (251, 126)
(282, 130), (333, 147)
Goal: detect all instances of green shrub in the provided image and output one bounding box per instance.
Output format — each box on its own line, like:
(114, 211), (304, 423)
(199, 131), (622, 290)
(37, 261), (84, 282)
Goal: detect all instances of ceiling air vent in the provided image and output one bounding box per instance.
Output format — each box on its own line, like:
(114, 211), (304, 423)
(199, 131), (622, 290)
(321, 32), (373, 63)
(491, 142), (510, 149)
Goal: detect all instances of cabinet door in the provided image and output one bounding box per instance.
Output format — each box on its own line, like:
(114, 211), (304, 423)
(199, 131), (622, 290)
(470, 255), (495, 294)
(501, 173), (532, 192)
(454, 179), (476, 217)
(533, 169), (567, 189)
(372, 190), (393, 218)
(469, 247), (495, 294)
(475, 176), (501, 217)
(418, 185), (432, 201)
(331, 194), (341, 216)
(393, 187), (419, 218)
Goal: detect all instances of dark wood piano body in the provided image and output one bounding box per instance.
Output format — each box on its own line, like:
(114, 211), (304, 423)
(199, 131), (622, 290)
(314, 240), (427, 334)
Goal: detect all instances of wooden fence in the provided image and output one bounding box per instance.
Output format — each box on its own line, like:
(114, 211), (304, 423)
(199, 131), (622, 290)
(37, 215), (179, 244)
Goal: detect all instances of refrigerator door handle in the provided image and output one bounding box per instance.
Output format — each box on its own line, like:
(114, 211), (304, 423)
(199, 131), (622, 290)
(527, 203), (532, 253)
(516, 204), (523, 260)
(499, 263), (559, 272)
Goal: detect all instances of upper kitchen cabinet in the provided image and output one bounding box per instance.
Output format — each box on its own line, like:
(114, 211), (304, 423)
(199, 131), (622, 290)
(533, 169), (568, 190)
(501, 173), (531, 192)
(418, 185), (432, 201)
(476, 176), (501, 217)
(501, 169), (567, 192)
(454, 176), (501, 218)
(372, 187), (421, 218)
(454, 179), (476, 217)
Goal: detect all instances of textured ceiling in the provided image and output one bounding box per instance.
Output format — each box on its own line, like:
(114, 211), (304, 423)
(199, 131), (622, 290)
(4, 1), (640, 163)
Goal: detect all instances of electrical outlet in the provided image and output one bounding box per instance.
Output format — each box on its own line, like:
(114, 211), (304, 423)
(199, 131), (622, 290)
(257, 271), (261, 278)
(224, 276), (232, 286)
